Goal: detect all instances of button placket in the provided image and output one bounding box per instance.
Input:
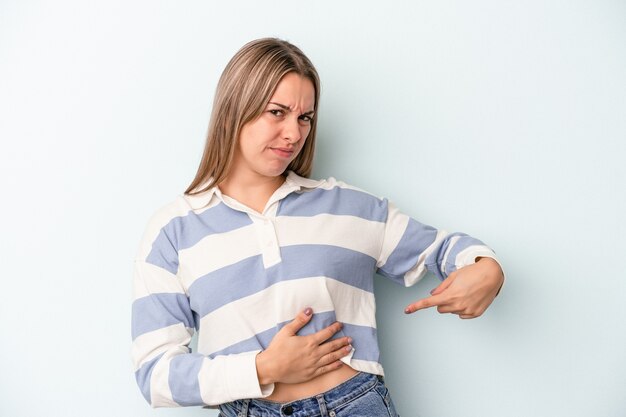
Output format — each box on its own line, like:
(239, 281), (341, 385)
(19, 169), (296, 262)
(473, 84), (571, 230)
(252, 215), (281, 268)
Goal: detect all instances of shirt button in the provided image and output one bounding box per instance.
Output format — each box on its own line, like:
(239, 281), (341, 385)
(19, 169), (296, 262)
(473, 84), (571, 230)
(283, 405), (293, 415)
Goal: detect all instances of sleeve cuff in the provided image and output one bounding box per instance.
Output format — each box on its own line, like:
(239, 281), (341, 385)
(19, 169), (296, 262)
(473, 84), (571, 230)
(224, 349), (275, 401)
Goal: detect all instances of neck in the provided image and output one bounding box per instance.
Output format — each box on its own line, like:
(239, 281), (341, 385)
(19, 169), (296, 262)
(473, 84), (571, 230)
(218, 169), (287, 200)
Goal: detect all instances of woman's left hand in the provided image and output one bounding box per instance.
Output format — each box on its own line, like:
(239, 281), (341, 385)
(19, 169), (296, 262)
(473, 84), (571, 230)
(404, 257), (504, 319)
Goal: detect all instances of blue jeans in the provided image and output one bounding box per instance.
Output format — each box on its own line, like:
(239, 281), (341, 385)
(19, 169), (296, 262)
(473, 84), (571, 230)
(217, 371), (400, 417)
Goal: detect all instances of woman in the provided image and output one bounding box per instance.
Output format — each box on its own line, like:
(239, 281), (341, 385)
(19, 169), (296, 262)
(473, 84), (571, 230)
(131, 37), (504, 417)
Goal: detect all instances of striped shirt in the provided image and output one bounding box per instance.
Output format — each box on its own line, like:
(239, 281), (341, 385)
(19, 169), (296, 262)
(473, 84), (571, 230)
(130, 170), (499, 408)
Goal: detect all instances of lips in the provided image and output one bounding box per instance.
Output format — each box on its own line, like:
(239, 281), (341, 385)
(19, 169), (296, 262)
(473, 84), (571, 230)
(270, 147), (294, 158)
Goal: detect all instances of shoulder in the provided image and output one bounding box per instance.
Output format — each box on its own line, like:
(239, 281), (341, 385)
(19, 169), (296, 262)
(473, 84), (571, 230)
(145, 195), (196, 230)
(322, 176), (381, 200)
(282, 171), (388, 221)
(287, 170), (382, 200)
(134, 194), (199, 261)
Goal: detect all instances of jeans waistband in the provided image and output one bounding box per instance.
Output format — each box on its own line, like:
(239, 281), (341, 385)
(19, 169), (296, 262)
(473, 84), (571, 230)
(228, 371), (384, 417)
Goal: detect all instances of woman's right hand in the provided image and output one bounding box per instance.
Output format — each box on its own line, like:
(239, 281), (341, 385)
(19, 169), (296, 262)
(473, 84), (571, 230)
(255, 307), (353, 385)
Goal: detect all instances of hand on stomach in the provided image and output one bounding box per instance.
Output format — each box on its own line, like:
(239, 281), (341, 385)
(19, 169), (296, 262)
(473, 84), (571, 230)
(255, 308), (356, 402)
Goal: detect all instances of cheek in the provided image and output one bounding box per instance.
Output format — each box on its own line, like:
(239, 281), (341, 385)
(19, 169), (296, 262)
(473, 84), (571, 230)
(301, 125), (312, 141)
(238, 128), (268, 154)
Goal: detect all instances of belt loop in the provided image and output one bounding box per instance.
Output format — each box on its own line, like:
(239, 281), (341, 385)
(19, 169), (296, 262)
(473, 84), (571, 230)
(316, 394), (328, 416)
(238, 399), (250, 417)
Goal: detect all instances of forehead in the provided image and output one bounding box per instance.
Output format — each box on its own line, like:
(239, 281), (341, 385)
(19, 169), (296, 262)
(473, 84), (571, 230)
(270, 73), (315, 110)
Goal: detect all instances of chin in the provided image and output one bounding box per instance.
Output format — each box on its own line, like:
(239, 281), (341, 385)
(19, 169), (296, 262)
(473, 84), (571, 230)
(257, 166), (288, 178)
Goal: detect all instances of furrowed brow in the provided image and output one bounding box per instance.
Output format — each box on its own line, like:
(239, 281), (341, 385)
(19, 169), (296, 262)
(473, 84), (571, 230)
(268, 102), (290, 110)
(268, 102), (315, 115)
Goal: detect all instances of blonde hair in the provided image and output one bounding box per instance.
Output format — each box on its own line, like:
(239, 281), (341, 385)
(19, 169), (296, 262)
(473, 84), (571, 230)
(184, 37), (321, 197)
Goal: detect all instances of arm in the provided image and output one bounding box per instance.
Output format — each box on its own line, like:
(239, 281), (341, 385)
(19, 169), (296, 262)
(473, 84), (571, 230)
(131, 261), (274, 407)
(375, 199), (504, 318)
(130, 218), (274, 407)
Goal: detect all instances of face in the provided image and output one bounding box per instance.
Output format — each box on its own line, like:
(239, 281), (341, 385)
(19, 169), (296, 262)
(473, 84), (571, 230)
(231, 72), (316, 180)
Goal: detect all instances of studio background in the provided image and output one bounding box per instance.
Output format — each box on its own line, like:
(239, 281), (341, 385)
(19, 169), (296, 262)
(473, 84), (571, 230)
(1, 1), (624, 416)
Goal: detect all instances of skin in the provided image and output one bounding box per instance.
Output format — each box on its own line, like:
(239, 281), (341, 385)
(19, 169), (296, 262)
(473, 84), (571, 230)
(219, 71), (505, 397)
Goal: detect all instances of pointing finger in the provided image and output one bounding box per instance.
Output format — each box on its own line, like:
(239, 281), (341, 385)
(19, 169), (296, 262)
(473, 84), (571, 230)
(404, 294), (447, 314)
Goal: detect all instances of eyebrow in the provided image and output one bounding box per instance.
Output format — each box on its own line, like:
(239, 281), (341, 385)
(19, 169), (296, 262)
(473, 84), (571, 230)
(268, 101), (315, 115)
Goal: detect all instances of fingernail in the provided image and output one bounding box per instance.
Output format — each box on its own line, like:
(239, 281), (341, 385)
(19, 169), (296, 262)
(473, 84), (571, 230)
(345, 345), (352, 351)
(304, 307), (312, 316)
(347, 337), (352, 343)
(404, 308), (411, 314)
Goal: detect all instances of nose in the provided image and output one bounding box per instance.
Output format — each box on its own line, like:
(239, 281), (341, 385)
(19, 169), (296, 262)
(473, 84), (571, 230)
(283, 116), (302, 143)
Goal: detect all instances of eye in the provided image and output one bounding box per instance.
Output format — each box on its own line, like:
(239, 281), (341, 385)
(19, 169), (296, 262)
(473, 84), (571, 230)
(268, 109), (284, 117)
(299, 115), (314, 123)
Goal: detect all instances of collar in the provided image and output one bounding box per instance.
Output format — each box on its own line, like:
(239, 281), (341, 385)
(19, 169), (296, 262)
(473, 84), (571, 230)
(284, 169), (326, 189)
(182, 170), (326, 210)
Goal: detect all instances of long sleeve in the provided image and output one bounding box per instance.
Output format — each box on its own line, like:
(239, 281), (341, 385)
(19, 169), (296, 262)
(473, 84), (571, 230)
(375, 199), (501, 287)
(130, 211), (274, 408)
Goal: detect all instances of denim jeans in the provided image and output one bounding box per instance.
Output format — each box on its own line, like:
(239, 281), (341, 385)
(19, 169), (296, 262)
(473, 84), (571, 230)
(217, 371), (400, 417)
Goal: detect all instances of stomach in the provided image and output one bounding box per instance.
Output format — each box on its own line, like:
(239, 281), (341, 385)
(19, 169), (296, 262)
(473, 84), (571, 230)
(263, 364), (359, 403)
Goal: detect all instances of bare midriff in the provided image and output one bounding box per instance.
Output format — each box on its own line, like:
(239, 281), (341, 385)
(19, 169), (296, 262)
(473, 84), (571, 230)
(263, 364), (359, 403)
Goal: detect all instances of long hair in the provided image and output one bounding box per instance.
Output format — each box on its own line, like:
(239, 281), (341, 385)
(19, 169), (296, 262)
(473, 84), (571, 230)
(184, 38), (321, 197)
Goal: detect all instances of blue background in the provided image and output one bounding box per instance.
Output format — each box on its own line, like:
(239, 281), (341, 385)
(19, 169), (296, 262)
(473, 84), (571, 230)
(1, 1), (624, 416)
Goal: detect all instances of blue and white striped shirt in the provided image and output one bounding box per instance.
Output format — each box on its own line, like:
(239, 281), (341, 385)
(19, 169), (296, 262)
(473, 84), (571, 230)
(131, 170), (499, 408)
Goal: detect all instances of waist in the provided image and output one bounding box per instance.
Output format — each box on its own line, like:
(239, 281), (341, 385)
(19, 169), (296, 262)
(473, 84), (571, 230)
(264, 364), (360, 403)
(222, 371), (384, 416)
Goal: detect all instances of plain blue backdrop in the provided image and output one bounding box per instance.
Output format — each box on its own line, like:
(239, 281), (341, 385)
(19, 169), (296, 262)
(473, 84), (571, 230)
(0, 1), (624, 416)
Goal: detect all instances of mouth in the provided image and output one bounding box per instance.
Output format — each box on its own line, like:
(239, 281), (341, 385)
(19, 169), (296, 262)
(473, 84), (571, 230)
(270, 147), (294, 158)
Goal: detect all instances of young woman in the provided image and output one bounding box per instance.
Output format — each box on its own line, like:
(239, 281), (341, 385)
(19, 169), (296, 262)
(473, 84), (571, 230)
(131, 37), (504, 417)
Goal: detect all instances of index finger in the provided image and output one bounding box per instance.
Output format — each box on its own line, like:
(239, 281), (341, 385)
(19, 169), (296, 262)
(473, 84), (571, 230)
(310, 321), (343, 344)
(405, 294), (448, 314)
